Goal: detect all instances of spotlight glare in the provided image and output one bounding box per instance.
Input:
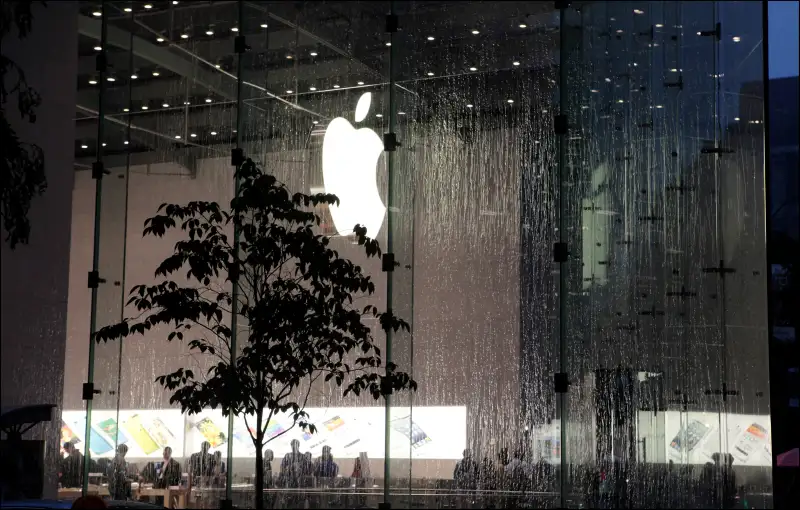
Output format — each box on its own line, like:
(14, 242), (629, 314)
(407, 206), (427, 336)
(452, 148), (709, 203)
(81, 144), (88, 149)
(310, 52), (318, 56)
(210, 131), (217, 135)
(130, 73), (138, 79)
(312, 120), (319, 125)
(519, 23), (527, 28)
(231, 27), (239, 32)
(206, 30), (214, 36)
(427, 72), (434, 76)
(106, 76), (115, 82)
(261, 23), (268, 28)
(427, 36), (435, 41)
(144, 4), (152, 9)
(124, 140), (129, 145)
(152, 71), (160, 76)
(141, 105), (149, 110)
(88, 79), (98, 85)
(175, 135), (181, 139)
(309, 86), (317, 91)
(286, 89), (293, 93)
(385, 42), (391, 46)
(507, 99), (514, 104)
(471, 29), (480, 35)
(162, 103), (170, 108)
(123, 108), (129, 112)
(157, 37), (165, 43)
(333, 84), (340, 88)
(655, 23), (663, 28)
(512, 61), (520, 66)
(398, 111), (406, 115)
(181, 33), (189, 39)
(102, 143), (107, 147)
(190, 133), (197, 138)
(466, 104), (474, 108)
(94, 46), (102, 51)
(357, 81), (365, 85)
(469, 66), (477, 71)
(205, 97), (212, 103)
(184, 101), (190, 105)
(92, 11), (101, 17)
(124, 8), (132, 13)
(376, 114), (383, 118)
(732, 36), (741, 42)
(286, 55), (293, 59)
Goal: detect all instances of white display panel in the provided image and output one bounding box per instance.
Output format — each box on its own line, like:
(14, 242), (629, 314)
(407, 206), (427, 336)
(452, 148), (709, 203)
(663, 412), (772, 467)
(63, 406), (466, 461)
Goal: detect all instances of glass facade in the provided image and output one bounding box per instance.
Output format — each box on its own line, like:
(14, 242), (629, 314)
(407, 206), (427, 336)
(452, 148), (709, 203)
(64, 1), (770, 507)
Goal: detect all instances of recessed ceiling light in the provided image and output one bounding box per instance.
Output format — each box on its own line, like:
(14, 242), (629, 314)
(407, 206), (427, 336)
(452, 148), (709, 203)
(141, 105), (149, 110)
(124, 140), (129, 144)
(124, 8), (132, 13)
(94, 46), (102, 51)
(286, 89), (293, 93)
(206, 30), (214, 36)
(215, 64), (221, 69)
(92, 11), (101, 17)
(190, 133), (197, 138)
(174, 135), (181, 139)
(286, 55), (293, 59)
(385, 42), (391, 46)
(590, 89), (599, 93)
(427, 36), (435, 41)
(205, 97), (212, 103)
(507, 99), (514, 104)
(734, 117), (740, 121)
(162, 102), (169, 108)
(130, 73), (138, 79)
(376, 114), (383, 118)
(152, 70), (160, 76)
(157, 37), (165, 43)
(466, 104), (474, 108)
(144, 4), (152, 9)
(398, 111), (406, 115)
(123, 107), (129, 112)
(634, 9), (644, 15)
(81, 144), (88, 149)
(310, 52), (318, 56)
(333, 84), (340, 88)
(231, 27), (239, 32)
(427, 72), (434, 76)
(616, 29), (623, 34)
(261, 23), (268, 28)
(173, 1), (179, 5)
(655, 23), (663, 28)
(210, 131), (217, 135)
(469, 67), (477, 71)
(512, 61), (520, 66)
(180, 33), (189, 39)
(102, 143), (107, 147)
(357, 81), (365, 85)
(471, 29), (480, 35)
(184, 101), (190, 105)
(106, 76), (116, 82)
(309, 86), (317, 91)
(519, 23), (527, 28)
(312, 120), (319, 124)
(656, 105), (663, 109)
(605, 77), (612, 81)
(617, 99), (624, 103)
(732, 36), (741, 42)
(88, 78), (98, 85)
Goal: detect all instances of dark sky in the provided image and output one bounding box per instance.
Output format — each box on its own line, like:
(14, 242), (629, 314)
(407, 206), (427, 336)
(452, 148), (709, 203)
(769, 1), (800, 78)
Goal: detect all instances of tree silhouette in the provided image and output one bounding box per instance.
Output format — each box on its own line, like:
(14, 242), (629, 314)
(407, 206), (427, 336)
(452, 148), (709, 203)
(94, 159), (415, 510)
(1, 1), (47, 248)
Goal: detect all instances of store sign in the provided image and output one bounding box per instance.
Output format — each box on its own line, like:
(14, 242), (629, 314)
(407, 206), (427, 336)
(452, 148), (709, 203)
(321, 92), (386, 238)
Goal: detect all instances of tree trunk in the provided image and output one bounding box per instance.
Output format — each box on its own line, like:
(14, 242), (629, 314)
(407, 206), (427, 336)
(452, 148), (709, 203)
(255, 408), (264, 510)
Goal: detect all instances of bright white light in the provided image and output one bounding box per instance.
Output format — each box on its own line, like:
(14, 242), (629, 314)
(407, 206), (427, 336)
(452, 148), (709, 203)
(469, 66), (477, 71)
(286, 55), (293, 59)
(261, 24), (268, 28)
(210, 131), (217, 135)
(312, 120), (319, 125)
(123, 108), (129, 112)
(124, 8), (132, 13)
(215, 64), (221, 69)
(656, 105), (664, 109)
(471, 29), (480, 35)
(333, 84), (340, 88)
(355, 93), (371, 122)
(88, 79), (98, 85)
(107, 76), (116, 82)
(174, 135), (181, 139)
(357, 81), (365, 85)
(634, 9), (644, 14)
(162, 103), (170, 108)
(92, 11), (101, 17)
(130, 73), (138, 79)
(398, 112), (406, 115)
(734, 117), (740, 121)
(385, 42), (391, 46)
(81, 145), (88, 149)
(466, 104), (474, 108)
(605, 77), (612, 82)
(181, 34), (189, 39)
(670, 68), (678, 72)
(427, 72), (434, 76)
(190, 133), (197, 138)
(184, 101), (190, 105)
(376, 114), (383, 118)
(206, 30), (214, 35)
(732, 36), (741, 42)
(427, 36), (435, 40)
(309, 86), (317, 91)
(513, 61), (520, 66)
(124, 140), (129, 144)
(231, 27), (239, 32)
(519, 23), (527, 28)
(591, 89), (599, 93)
(141, 105), (149, 110)
(94, 46), (102, 51)
(507, 99), (514, 104)
(157, 37), (165, 43)
(205, 98), (212, 103)
(286, 89), (293, 93)
(310, 52), (318, 56)
(322, 92), (387, 237)
(102, 143), (107, 147)
(173, 1), (179, 4)
(152, 71), (160, 76)
(617, 99), (624, 103)
(655, 23), (663, 28)
(144, 4), (152, 9)
(616, 29), (623, 34)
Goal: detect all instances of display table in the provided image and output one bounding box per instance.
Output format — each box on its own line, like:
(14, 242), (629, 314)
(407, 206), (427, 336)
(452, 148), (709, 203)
(58, 485), (109, 499)
(137, 486), (188, 509)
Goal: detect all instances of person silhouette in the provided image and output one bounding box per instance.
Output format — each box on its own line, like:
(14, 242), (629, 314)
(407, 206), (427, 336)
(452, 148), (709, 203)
(454, 449), (478, 489)
(263, 449), (274, 488)
(280, 439), (305, 488)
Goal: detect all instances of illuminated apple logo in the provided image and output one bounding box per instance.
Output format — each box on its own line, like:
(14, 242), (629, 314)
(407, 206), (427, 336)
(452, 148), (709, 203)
(322, 92), (386, 237)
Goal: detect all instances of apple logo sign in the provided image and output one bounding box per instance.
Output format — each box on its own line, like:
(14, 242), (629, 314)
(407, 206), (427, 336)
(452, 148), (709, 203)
(322, 92), (386, 238)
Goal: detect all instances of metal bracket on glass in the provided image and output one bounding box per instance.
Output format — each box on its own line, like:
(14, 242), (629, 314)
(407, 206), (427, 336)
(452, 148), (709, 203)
(383, 132), (400, 152)
(698, 22), (722, 41)
(95, 52), (107, 73)
(234, 35), (249, 54)
(382, 253), (395, 272)
(553, 114), (568, 135)
(231, 148), (244, 167)
(385, 14), (398, 33)
(87, 270), (105, 289)
(82, 383), (100, 401)
(554, 372), (570, 393)
(91, 161), (108, 180)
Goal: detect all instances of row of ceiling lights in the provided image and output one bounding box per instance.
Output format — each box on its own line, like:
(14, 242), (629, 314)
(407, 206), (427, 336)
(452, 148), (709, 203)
(92, 2), (179, 16)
